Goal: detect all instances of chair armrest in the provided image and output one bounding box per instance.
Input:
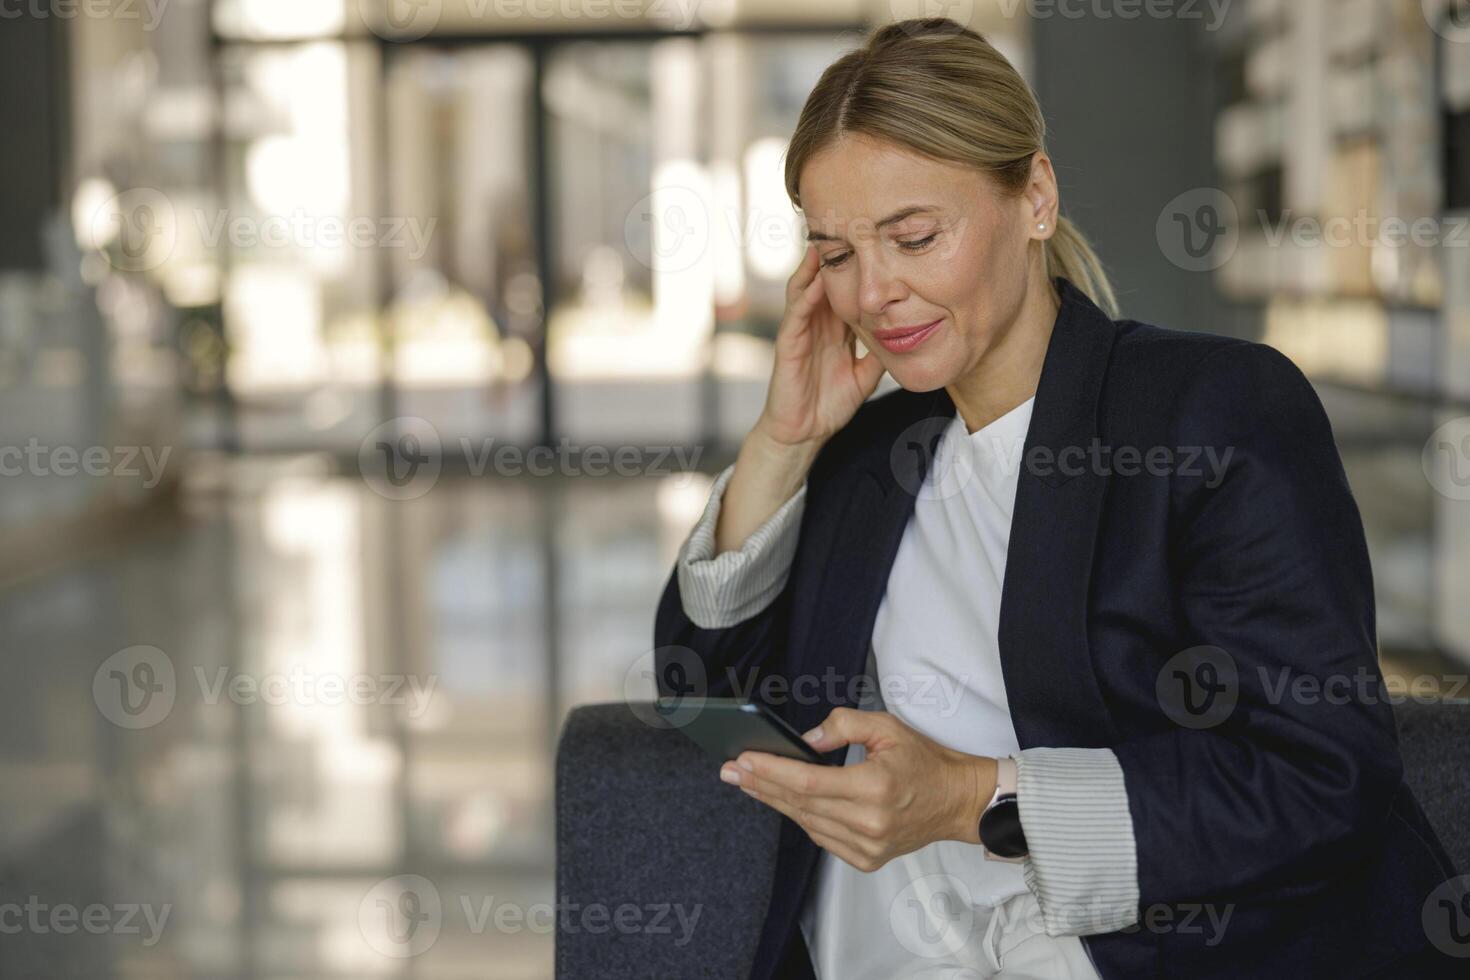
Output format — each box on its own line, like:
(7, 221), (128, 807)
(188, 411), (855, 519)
(555, 701), (781, 979)
(1393, 698), (1470, 875)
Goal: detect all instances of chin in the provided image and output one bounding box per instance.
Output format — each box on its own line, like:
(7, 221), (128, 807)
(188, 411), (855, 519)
(882, 357), (958, 393)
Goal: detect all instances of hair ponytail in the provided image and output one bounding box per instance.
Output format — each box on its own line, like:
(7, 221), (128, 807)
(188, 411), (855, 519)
(1045, 216), (1119, 318)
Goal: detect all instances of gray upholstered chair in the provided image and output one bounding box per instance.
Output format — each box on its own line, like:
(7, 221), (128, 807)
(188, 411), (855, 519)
(1393, 698), (1470, 872)
(554, 698), (1470, 979)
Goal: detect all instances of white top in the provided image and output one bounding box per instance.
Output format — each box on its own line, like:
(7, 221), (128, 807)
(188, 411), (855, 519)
(672, 387), (1139, 970)
(797, 395), (1036, 979)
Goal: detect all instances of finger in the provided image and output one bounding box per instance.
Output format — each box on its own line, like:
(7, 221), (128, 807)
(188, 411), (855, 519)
(776, 258), (826, 344)
(853, 341), (886, 395)
(788, 261), (828, 319)
(746, 776), (889, 843)
(786, 242), (819, 302)
(737, 749), (862, 801)
(740, 782), (870, 854)
(802, 706), (889, 753)
(733, 764), (852, 823)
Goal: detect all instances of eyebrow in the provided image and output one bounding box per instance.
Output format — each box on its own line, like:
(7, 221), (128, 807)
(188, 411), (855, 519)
(805, 205), (941, 242)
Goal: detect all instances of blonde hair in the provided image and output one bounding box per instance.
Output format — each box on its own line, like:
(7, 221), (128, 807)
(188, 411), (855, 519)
(782, 17), (1120, 319)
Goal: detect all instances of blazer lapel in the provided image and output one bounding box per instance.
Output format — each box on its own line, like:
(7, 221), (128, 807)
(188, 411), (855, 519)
(995, 278), (1121, 748)
(790, 404), (945, 735)
(799, 276), (1121, 748)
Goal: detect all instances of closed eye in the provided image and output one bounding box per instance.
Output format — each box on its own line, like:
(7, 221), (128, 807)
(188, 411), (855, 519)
(819, 232), (940, 270)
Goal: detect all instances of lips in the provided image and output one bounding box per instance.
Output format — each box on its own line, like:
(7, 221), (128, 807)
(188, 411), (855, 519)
(871, 318), (942, 354)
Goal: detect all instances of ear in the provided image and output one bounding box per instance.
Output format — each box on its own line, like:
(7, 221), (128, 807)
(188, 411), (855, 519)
(1024, 151), (1059, 241)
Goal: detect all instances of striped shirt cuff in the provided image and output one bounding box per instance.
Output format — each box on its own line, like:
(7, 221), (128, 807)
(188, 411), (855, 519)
(1016, 746), (1140, 937)
(675, 463), (807, 629)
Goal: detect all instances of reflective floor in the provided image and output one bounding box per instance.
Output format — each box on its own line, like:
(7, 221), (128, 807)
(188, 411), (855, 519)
(0, 456), (714, 979)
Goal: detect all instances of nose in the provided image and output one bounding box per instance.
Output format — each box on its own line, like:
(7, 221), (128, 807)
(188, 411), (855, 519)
(856, 251), (907, 321)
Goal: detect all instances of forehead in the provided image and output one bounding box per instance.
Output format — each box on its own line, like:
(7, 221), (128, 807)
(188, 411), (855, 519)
(798, 134), (990, 231)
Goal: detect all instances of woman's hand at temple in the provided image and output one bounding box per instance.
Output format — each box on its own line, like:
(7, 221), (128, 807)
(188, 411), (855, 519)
(719, 706), (998, 872)
(758, 242), (888, 450)
(714, 244), (886, 554)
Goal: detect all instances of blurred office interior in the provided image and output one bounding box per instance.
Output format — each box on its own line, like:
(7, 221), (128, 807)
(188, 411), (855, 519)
(1, 0), (1468, 976)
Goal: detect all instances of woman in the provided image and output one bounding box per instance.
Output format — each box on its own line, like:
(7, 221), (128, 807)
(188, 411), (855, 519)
(652, 17), (1457, 980)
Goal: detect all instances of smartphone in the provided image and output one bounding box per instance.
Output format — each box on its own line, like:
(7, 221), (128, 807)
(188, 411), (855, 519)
(657, 696), (832, 766)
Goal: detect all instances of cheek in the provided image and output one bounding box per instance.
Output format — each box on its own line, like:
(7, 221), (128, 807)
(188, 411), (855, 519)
(943, 231), (1023, 316)
(821, 274), (861, 324)
(957, 233), (1005, 279)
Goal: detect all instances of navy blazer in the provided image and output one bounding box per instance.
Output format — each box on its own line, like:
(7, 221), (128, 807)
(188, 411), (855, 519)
(653, 276), (1459, 978)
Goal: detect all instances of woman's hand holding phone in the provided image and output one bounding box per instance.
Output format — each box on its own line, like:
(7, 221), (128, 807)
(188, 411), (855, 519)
(714, 244), (886, 554)
(721, 706), (999, 872)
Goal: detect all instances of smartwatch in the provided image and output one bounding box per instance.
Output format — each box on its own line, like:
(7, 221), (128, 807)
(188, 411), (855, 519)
(979, 756), (1028, 860)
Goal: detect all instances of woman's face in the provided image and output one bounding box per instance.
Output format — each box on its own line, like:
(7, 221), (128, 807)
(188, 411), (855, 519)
(797, 133), (1051, 393)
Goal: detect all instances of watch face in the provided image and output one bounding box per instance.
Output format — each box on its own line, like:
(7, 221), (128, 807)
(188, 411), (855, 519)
(979, 796), (1028, 859)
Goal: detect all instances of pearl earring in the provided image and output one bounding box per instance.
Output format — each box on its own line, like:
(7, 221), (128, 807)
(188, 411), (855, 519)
(1037, 222), (1047, 231)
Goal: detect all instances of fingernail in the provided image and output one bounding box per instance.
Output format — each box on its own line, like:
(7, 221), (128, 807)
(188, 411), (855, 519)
(803, 727), (823, 744)
(720, 766), (740, 785)
(737, 757), (754, 772)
